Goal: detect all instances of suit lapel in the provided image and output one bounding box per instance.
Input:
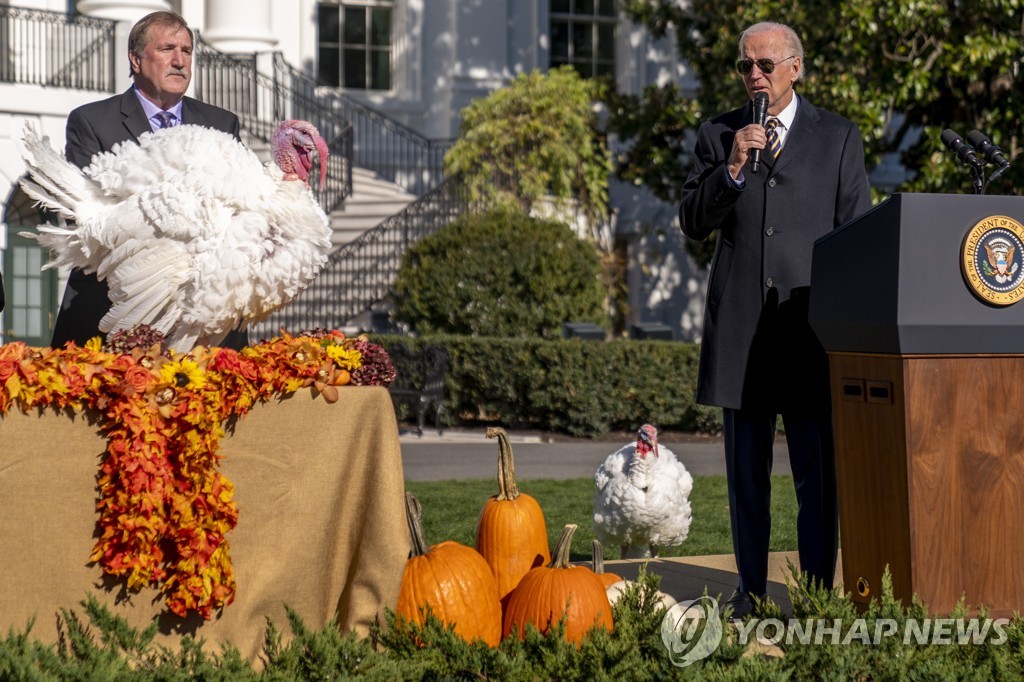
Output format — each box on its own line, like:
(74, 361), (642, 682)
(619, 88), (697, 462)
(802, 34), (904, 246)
(181, 98), (208, 127)
(119, 88), (152, 142)
(771, 98), (819, 176)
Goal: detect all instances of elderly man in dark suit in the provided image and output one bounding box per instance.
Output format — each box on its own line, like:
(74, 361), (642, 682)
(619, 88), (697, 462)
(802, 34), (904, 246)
(52, 10), (247, 350)
(680, 21), (871, 619)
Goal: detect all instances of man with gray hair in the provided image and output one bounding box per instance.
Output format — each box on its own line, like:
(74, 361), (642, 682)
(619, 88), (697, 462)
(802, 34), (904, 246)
(52, 10), (246, 350)
(679, 21), (871, 619)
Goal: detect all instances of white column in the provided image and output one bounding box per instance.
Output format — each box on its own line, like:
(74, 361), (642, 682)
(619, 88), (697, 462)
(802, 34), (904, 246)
(202, 0), (277, 53)
(75, 0), (171, 23)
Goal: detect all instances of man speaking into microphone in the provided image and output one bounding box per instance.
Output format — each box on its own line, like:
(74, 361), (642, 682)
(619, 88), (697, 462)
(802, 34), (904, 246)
(679, 21), (870, 619)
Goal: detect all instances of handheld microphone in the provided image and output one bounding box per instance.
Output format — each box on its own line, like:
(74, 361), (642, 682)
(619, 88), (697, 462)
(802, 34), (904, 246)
(940, 129), (984, 169)
(750, 92), (769, 173)
(966, 130), (1010, 170)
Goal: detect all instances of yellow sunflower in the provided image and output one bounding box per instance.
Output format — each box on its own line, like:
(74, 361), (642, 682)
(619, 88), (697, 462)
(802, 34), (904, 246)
(326, 345), (362, 371)
(159, 357), (208, 390)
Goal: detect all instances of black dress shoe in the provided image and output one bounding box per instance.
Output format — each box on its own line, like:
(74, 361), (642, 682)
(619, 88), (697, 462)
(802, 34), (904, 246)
(723, 589), (758, 620)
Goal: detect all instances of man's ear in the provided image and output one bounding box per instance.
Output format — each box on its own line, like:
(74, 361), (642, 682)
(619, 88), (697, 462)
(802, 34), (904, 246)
(129, 51), (140, 75)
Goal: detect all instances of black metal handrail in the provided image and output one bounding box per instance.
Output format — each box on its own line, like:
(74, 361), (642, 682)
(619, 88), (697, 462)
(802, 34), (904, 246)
(193, 37), (353, 212)
(251, 178), (471, 337)
(273, 54), (453, 196)
(0, 6), (115, 92)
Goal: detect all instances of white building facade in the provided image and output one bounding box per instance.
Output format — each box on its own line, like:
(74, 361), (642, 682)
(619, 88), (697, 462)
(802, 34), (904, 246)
(0, 0), (707, 346)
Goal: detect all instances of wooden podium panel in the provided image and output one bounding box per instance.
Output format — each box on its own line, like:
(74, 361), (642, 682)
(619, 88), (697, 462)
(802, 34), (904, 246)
(831, 352), (1024, 616)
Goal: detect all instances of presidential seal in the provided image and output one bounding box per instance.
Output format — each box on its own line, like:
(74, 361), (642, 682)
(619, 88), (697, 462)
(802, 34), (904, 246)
(961, 215), (1024, 306)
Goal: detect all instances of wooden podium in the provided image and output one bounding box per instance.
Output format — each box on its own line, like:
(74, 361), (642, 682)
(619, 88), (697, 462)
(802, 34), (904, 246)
(809, 193), (1024, 617)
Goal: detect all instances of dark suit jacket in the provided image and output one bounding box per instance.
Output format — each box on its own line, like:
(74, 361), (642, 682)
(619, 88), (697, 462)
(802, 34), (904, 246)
(679, 96), (871, 412)
(52, 87), (247, 349)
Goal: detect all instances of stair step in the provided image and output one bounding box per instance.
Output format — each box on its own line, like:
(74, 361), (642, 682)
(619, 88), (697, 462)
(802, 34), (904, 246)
(330, 216), (392, 232)
(335, 200), (414, 216)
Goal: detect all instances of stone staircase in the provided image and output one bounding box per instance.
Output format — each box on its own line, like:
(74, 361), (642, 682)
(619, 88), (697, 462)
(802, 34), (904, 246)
(328, 167), (417, 249)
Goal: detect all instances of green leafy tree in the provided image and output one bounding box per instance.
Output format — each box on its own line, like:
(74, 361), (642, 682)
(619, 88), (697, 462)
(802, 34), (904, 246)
(392, 208), (608, 338)
(444, 66), (612, 231)
(612, 0), (1024, 265)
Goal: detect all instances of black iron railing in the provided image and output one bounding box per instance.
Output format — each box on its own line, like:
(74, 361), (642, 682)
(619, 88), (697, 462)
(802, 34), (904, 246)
(251, 178), (471, 337)
(273, 54), (452, 196)
(193, 38), (353, 212)
(0, 6), (115, 92)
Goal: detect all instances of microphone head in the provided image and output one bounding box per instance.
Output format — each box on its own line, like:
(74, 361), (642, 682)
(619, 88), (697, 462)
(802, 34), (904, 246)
(966, 130), (989, 148)
(940, 128), (962, 149)
(752, 92), (769, 126)
(967, 129), (1010, 169)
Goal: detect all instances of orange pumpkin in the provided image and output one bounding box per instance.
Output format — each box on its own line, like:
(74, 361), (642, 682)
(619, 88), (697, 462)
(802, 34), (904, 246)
(397, 493), (503, 646)
(502, 524), (614, 644)
(591, 539), (623, 588)
(475, 427), (550, 608)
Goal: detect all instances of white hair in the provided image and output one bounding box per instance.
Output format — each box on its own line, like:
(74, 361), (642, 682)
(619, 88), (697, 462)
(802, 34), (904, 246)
(739, 22), (805, 81)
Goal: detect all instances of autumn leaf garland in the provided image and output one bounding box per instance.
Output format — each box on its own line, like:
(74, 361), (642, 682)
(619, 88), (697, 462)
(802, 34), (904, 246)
(0, 331), (394, 620)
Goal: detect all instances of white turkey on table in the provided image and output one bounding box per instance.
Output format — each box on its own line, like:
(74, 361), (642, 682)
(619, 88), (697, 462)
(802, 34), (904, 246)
(594, 424), (693, 559)
(17, 119), (332, 352)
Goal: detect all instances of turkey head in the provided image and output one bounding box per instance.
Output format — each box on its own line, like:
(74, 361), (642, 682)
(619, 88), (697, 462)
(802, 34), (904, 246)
(628, 423), (658, 489)
(272, 119), (329, 190)
(635, 423), (659, 459)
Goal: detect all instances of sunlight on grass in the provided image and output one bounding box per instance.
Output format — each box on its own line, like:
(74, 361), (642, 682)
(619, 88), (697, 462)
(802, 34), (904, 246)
(405, 475), (798, 562)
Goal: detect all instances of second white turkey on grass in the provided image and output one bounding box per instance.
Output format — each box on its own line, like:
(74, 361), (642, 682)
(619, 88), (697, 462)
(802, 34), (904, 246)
(594, 424), (694, 559)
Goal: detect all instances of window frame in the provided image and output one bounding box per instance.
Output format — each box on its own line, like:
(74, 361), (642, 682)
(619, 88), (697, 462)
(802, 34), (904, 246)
(317, 0), (394, 91)
(549, 0), (618, 80)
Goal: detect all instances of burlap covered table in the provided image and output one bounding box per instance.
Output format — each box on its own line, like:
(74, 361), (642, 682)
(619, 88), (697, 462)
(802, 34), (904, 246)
(0, 387), (410, 660)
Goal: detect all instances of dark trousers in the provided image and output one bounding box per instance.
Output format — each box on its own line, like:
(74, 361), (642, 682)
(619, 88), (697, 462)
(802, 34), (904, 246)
(722, 407), (838, 596)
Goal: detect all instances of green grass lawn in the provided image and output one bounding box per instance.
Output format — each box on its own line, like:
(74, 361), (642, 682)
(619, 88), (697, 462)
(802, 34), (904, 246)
(405, 475), (798, 562)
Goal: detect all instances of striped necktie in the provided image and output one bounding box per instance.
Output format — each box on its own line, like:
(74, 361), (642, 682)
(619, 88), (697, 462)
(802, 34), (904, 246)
(155, 111), (176, 129)
(765, 117), (782, 158)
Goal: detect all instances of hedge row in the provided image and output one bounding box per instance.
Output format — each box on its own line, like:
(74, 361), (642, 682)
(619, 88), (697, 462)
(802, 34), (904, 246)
(372, 334), (722, 437)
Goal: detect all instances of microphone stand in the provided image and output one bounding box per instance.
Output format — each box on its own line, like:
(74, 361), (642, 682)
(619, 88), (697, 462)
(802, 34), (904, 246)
(970, 164), (985, 195)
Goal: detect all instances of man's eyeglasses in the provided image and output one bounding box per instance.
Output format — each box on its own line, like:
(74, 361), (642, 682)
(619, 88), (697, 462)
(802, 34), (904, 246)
(735, 55), (795, 75)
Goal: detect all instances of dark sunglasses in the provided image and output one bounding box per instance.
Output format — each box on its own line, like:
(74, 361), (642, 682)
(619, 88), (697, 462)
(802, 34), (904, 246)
(735, 55), (795, 75)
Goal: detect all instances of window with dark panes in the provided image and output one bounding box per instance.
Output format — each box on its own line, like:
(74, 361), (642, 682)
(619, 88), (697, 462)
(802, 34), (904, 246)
(317, 1), (393, 90)
(550, 0), (616, 80)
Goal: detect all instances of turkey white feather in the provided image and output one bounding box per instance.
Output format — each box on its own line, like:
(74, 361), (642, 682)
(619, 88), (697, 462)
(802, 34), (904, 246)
(593, 424), (693, 559)
(18, 120), (331, 352)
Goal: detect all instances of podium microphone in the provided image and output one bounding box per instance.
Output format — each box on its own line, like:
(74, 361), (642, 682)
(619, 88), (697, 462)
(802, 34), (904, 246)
(940, 129), (984, 169)
(966, 130), (1011, 171)
(750, 92), (769, 173)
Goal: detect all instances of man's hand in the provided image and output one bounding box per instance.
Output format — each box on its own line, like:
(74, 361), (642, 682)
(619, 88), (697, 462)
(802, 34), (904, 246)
(728, 123), (768, 180)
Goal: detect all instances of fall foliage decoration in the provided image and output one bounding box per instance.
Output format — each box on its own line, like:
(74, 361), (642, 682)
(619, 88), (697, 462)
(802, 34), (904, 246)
(502, 524), (614, 644)
(0, 329), (393, 620)
(591, 539), (623, 589)
(397, 493), (503, 647)
(475, 427), (551, 608)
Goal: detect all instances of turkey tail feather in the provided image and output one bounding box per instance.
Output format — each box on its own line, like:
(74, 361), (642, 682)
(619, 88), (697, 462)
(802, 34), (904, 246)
(18, 124), (98, 220)
(18, 177), (77, 220)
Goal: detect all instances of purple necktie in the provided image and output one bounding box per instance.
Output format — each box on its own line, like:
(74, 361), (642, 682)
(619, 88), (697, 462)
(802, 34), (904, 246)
(155, 111), (175, 129)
